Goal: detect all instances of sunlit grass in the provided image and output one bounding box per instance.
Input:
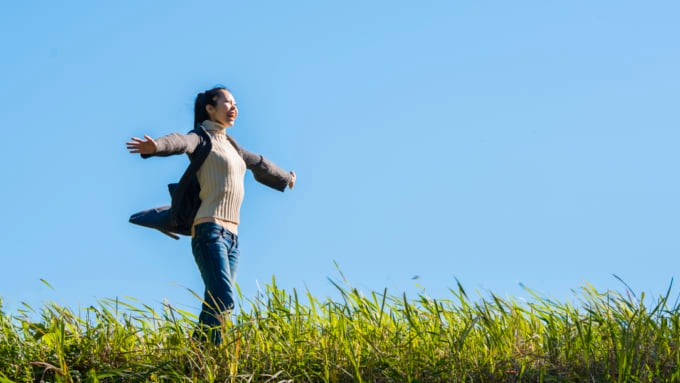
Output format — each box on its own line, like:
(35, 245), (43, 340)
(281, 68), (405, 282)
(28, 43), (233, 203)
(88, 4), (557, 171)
(1, 275), (679, 382)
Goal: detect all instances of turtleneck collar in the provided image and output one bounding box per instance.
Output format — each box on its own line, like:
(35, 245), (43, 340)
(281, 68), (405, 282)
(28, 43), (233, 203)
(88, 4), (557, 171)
(202, 119), (226, 132)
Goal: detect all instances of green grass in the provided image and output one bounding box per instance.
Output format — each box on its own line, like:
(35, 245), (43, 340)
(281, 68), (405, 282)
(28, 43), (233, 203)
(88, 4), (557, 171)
(1, 276), (679, 382)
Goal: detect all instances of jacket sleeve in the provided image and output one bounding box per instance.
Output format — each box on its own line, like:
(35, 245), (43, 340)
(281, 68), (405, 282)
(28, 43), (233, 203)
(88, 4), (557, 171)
(241, 148), (292, 192)
(141, 132), (201, 158)
(226, 135), (292, 191)
(243, 150), (292, 191)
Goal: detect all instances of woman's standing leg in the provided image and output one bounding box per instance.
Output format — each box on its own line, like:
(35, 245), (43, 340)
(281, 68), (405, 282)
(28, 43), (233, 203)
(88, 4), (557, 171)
(191, 222), (240, 344)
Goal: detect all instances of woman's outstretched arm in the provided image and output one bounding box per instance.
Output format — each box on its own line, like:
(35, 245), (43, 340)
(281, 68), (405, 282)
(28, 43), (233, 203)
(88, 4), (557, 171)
(126, 132), (201, 158)
(243, 149), (296, 191)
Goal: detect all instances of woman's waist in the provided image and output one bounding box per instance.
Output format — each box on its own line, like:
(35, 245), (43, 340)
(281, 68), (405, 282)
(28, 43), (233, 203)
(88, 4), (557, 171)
(192, 217), (239, 236)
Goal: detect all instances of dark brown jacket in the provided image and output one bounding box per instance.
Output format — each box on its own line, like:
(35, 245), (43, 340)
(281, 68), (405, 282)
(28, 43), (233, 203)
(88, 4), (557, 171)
(130, 125), (291, 239)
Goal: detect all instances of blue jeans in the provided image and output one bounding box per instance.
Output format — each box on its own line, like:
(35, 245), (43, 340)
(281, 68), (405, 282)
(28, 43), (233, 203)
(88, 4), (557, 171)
(191, 222), (239, 344)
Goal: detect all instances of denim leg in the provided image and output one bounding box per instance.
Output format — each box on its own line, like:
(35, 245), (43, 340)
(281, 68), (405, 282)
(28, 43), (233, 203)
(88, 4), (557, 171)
(191, 222), (240, 344)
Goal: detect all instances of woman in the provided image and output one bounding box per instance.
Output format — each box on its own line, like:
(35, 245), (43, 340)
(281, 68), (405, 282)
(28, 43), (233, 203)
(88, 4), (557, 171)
(126, 86), (296, 344)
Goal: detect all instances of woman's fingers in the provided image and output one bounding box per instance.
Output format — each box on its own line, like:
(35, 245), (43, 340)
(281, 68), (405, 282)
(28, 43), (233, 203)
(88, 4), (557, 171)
(126, 138), (142, 151)
(127, 136), (154, 144)
(288, 170), (296, 189)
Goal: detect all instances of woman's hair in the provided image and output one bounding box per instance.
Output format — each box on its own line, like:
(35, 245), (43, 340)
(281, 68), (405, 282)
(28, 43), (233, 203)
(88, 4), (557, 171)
(193, 86), (228, 128)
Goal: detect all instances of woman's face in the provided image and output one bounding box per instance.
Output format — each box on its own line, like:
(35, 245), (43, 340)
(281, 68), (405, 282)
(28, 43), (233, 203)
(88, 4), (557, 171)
(207, 89), (238, 127)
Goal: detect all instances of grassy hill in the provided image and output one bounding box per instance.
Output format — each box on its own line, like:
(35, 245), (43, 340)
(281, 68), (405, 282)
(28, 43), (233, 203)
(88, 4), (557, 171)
(1, 277), (678, 382)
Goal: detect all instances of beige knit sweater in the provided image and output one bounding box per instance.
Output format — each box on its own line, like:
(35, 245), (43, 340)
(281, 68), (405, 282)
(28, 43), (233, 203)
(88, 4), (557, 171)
(194, 120), (247, 224)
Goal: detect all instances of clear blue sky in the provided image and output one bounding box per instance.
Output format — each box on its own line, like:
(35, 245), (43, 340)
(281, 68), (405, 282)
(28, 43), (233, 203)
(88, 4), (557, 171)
(1, 1), (679, 315)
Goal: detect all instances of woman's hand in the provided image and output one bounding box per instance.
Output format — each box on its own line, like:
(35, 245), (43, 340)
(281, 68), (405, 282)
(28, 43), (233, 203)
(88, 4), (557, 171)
(288, 170), (296, 189)
(126, 135), (157, 155)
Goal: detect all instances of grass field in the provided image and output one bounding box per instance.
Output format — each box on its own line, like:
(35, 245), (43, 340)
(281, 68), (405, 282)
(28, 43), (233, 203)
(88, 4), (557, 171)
(1, 276), (678, 382)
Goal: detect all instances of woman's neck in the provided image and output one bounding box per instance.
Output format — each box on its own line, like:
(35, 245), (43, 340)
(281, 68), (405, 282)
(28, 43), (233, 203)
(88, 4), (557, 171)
(202, 119), (226, 131)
